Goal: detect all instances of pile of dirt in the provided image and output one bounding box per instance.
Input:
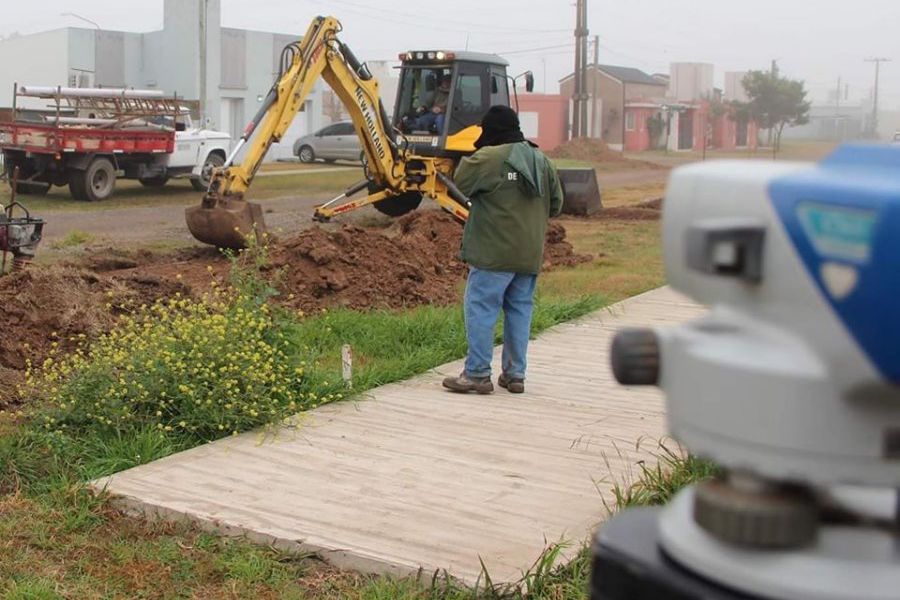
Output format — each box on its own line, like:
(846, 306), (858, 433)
(266, 211), (590, 311)
(548, 138), (660, 170)
(95, 211), (591, 311)
(596, 197), (663, 221)
(0, 267), (188, 407)
(1, 212), (590, 405)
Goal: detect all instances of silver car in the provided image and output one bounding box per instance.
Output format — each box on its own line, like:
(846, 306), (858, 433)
(293, 121), (363, 163)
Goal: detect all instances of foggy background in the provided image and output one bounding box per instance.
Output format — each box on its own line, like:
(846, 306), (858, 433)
(2, 0), (897, 108)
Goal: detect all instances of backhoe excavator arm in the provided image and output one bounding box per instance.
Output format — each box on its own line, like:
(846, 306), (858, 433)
(186, 15), (410, 248)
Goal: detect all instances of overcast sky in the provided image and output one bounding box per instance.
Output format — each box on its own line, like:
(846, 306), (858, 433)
(2, 0), (898, 107)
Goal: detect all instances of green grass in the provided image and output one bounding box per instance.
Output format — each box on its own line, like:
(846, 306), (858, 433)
(0, 168), (363, 213)
(0, 210), (700, 599)
(629, 139), (838, 165)
(49, 230), (94, 249)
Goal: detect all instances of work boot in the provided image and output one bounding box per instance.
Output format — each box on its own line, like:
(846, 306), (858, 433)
(442, 372), (494, 395)
(498, 374), (525, 394)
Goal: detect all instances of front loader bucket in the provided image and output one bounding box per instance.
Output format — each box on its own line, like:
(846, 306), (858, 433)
(185, 198), (267, 249)
(558, 168), (602, 217)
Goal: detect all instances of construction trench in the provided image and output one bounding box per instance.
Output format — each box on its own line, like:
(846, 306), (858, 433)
(0, 210), (609, 408)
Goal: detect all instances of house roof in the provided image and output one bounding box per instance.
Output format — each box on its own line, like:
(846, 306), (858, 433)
(559, 64), (666, 87)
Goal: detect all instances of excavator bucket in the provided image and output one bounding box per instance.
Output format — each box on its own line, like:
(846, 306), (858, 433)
(185, 197), (267, 249)
(558, 168), (602, 216)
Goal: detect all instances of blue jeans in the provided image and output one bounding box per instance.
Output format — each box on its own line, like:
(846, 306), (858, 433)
(463, 267), (538, 380)
(414, 111), (445, 133)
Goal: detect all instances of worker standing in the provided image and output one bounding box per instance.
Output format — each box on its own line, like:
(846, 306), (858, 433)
(443, 105), (564, 395)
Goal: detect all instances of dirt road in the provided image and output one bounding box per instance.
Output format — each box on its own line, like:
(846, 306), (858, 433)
(35, 168), (669, 248)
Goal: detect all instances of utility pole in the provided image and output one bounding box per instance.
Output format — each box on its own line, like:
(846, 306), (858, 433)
(199, 0), (208, 126)
(591, 34), (599, 138)
(835, 76), (841, 113)
(865, 57), (891, 137)
(571, 0), (581, 138)
(571, 0), (589, 138)
(766, 59), (778, 147)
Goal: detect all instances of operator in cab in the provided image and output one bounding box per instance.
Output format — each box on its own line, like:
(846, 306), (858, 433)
(411, 73), (451, 133)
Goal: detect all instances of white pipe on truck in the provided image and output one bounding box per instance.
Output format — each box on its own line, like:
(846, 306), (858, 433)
(17, 86), (168, 99)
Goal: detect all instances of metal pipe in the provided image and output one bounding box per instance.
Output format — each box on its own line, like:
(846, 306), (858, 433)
(17, 86), (166, 99)
(436, 171), (471, 208)
(318, 178), (371, 210)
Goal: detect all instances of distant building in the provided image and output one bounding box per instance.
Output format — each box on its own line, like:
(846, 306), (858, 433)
(559, 64), (668, 150)
(517, 93), (569, 151)
(668, 63), (714, 102)
(782, 102), (870, 142)
(0, 0), (327, 160)
(724, 71), (749, 103)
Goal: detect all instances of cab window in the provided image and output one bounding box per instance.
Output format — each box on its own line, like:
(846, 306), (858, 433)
(395, 67), (452, 131)
(490, 72), (510, 108)
(448, 63), (488, 134)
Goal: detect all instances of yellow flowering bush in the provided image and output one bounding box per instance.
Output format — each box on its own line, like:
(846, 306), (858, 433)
(26, 283), (316, 443)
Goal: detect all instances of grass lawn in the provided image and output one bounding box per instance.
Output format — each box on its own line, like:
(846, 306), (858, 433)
(630, 139), (838, 166)
(0, 184), (706, 599)
(0, 168), (364, 214)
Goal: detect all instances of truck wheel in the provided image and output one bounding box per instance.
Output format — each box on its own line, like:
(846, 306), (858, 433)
(298, 145), (315, 163)
(79, 158), (116, 201)
(139, 176), (169, 188)
(191, 153), (225, 192)
(68, 172), (87, 201)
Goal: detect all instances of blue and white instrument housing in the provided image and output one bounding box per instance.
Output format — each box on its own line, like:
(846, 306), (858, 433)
(659, 144), (900, 488)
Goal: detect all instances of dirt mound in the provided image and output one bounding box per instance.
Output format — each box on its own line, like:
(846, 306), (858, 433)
(596, 196), (663, 221)
(266, 211), (589, 311)
(548, 138), (660, 170)
(0, 267), (188, 407)
(99, 211), (590, 312)
(1, 212), (589, 406)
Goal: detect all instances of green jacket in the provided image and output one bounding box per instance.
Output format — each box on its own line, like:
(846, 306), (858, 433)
(454, 142), (564, 274)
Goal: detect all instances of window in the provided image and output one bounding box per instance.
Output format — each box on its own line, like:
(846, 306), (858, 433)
(335, 122), (356, 135)
(395, 67), (452, 126)
(625, 112), (636, 131)
(456, 75), (484, 109)
(319, 124), (341, 136)
(490, 72), (510, 108)
(448, 63), (489, 134)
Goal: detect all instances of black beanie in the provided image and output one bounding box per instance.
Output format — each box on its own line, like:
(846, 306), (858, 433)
(474, 105), (527, 149)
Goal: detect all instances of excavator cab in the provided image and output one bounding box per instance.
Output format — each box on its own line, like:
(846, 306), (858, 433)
(393, 51), (514, 159)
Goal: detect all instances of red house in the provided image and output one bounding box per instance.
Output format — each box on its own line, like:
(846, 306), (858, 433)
(515, 93), (569, 151)
(623, 98), (758, 152)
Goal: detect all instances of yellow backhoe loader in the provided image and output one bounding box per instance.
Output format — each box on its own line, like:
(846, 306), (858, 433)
(186, 15), (598, 248)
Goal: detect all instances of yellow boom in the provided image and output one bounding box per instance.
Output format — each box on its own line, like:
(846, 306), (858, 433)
(186, 16), (471, 248)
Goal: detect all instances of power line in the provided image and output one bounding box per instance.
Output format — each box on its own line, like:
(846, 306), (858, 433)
(317, 0), (569, 34)
(500, 43), (573, 56)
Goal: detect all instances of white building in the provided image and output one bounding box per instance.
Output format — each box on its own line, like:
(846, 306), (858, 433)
(0, 0), (330, 160)
(724, 71), (749, 103)
(668, 62), (714, 102)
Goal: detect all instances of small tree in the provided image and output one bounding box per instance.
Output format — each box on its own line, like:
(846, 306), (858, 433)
(735, 70), (810, 151)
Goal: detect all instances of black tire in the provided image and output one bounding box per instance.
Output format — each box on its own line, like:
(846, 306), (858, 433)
(80, 157), (117, 201)
(373, 190), (423, 217)
(191, 152), (225, 192)
(69, 171), (87, 201)
(298, 145), (315, 163)
(139, 175), (169, 188)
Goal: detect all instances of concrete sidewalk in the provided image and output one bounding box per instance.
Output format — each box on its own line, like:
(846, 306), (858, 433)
(96, 287), (703, 585)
